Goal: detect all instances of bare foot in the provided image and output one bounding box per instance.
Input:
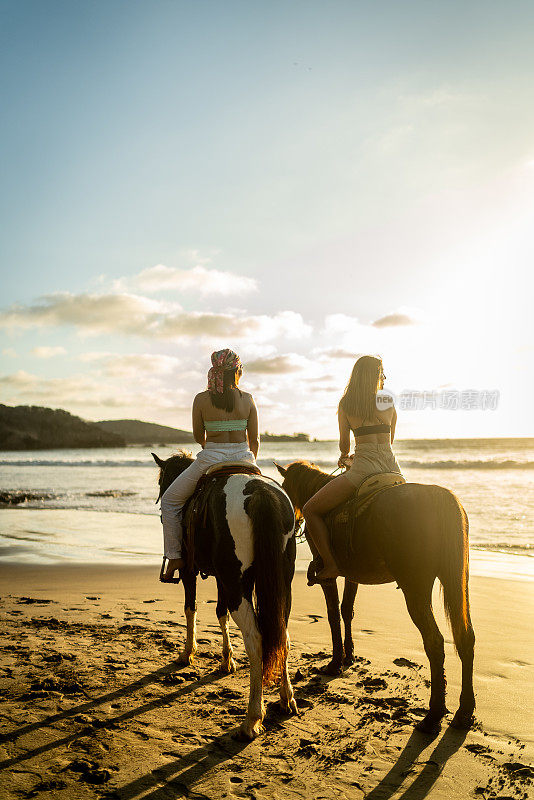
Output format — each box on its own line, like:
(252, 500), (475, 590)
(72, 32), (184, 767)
(162, 558), (184, 581)
(316, 565), (339, 581)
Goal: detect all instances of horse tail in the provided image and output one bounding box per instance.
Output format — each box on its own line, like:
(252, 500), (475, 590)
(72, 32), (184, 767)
(436, 488), (474, 654)
(247, 483), (292, 686)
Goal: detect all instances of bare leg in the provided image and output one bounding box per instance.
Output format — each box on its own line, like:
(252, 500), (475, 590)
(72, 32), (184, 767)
(230, 598), (264, 740)
(303, 474), (355, 580)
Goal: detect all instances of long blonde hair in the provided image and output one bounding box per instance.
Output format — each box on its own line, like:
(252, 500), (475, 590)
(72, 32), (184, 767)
(339, 355), (383, 420)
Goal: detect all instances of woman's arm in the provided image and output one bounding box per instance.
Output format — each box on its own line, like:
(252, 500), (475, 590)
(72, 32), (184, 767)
(192, 394), (206, 448)
(390, 406), (397, 444)
(338, 404), (351, 467)
(246, 395), (259, 458)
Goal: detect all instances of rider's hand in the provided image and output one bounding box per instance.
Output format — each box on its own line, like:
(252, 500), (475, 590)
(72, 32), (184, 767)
(338, 454), (353, 469)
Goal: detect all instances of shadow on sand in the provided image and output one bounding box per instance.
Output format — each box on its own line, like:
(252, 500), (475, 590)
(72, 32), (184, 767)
(2, 655), (468, 800)
(364, 724), (469, 800)
(0, 660), (229, 771)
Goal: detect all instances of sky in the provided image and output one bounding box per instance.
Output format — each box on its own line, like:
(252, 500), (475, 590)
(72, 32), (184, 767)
(0, 0), (532, 439)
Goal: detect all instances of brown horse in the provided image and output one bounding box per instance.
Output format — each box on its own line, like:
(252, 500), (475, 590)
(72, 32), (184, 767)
(275, 461), (476, 736)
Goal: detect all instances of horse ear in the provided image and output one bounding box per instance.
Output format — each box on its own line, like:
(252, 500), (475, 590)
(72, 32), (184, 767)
(273, 461), (287, 477)
(151, 452), (165, 467)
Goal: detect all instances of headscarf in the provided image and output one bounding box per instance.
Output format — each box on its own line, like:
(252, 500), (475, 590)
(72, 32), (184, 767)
(207, 349), (242, 394)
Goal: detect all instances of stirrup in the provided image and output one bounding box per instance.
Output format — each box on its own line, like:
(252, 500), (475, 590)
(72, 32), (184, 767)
(159, 556), (182, 584)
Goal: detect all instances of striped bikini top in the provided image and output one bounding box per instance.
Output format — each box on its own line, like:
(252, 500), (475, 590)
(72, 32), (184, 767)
(204, 418), (248, 432)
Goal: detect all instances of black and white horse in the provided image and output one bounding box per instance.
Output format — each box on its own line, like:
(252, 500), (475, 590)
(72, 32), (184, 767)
(152, 451), (297, 740)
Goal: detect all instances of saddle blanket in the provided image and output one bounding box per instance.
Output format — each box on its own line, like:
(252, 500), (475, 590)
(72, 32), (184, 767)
(184, 462), (262, 572)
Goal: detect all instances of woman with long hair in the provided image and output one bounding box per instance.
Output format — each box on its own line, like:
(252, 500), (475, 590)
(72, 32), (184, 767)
(159, 348), (259, 582)
(303, 355), (403, 581)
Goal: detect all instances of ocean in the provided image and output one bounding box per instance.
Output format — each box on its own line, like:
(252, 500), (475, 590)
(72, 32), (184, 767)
(1, 438), (532, 581)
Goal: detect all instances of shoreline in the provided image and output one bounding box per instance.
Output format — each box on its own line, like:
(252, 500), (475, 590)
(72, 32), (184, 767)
(1, 505), (533, 582)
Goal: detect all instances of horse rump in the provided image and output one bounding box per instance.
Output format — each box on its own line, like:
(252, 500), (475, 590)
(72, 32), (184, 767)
(246, 481), (294, 686)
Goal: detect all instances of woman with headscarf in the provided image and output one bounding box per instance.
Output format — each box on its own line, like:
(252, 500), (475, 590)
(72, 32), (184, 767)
(160, 349), (259, 582)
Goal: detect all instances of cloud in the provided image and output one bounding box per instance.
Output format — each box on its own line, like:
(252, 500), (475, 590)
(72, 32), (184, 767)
(0, 370), (36, 387)
(119, 264), (257, 296)
(313, 347), (360, 360)
(156, 309), (311, 341)
(2, 348), (17, 358)
(0, 369), (189, 414)
(31, 346), (66, 358)
(0, 293), (311, 342)
(371, 312), (417, 328)
(245, 354), (309, 374)
(0, 292), (167, 336)
(100, 354), (180, 378)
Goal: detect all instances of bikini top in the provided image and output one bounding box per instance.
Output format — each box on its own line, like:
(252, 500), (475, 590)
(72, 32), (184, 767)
(204, 419), (248, 432)
(352, 420), (391, 437)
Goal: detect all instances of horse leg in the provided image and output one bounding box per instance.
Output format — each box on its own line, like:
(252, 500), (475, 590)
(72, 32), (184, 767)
(321, 579), (344, 675)
(340, 580), (358, 666)
(216, 578), (236, 674)
(230, 598), (264, 741)
(279, 630), (298, 715)
(403, 587), (447, 736)
(450, 615), (476, 728)
(178, 571), (197, 664)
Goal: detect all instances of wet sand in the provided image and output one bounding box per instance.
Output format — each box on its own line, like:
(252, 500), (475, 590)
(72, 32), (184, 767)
(1, 564), (533, 799)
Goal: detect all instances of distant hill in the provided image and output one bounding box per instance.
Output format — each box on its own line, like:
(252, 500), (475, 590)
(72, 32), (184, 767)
(0, 405), (125, 450)
(261, 432), (311, 442)
(96, 420), (311, 444)
(96, 419), (195, 444)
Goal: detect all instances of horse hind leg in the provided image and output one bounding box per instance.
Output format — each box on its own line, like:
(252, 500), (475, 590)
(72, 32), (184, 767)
(230, 597), (264, 741)
(448, 604), (476, 729)
(341, 580), (358, 666)
(216, 578), (236, 674)
(279, 631), (298, 716)
(403, 587), (447, 736)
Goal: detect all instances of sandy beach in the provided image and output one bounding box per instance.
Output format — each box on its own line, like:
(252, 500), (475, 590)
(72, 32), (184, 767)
(1, 564), (533, 800)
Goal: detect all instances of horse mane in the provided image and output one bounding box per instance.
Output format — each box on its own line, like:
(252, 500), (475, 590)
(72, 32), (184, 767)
(156, 450), (194, 498)
(282, 460), (333, 514)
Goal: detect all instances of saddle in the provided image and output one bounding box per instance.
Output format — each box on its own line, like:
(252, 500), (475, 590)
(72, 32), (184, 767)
(184, 461), (261, 574)
(331, 471), (406, 523)
(323, 472), (406, 564)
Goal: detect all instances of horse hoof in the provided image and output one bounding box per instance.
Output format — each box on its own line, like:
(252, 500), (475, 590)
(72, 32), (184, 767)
(319, 661), (343, 676)
(343, 653), (355, 666)
(178, 650), (196, 665)
(415, 714), (442, 737)
(233, 721), (263, 741)
(278, 698), (298, 716)
(450, 709), (474, 730)
(221, 657), (237, 674)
